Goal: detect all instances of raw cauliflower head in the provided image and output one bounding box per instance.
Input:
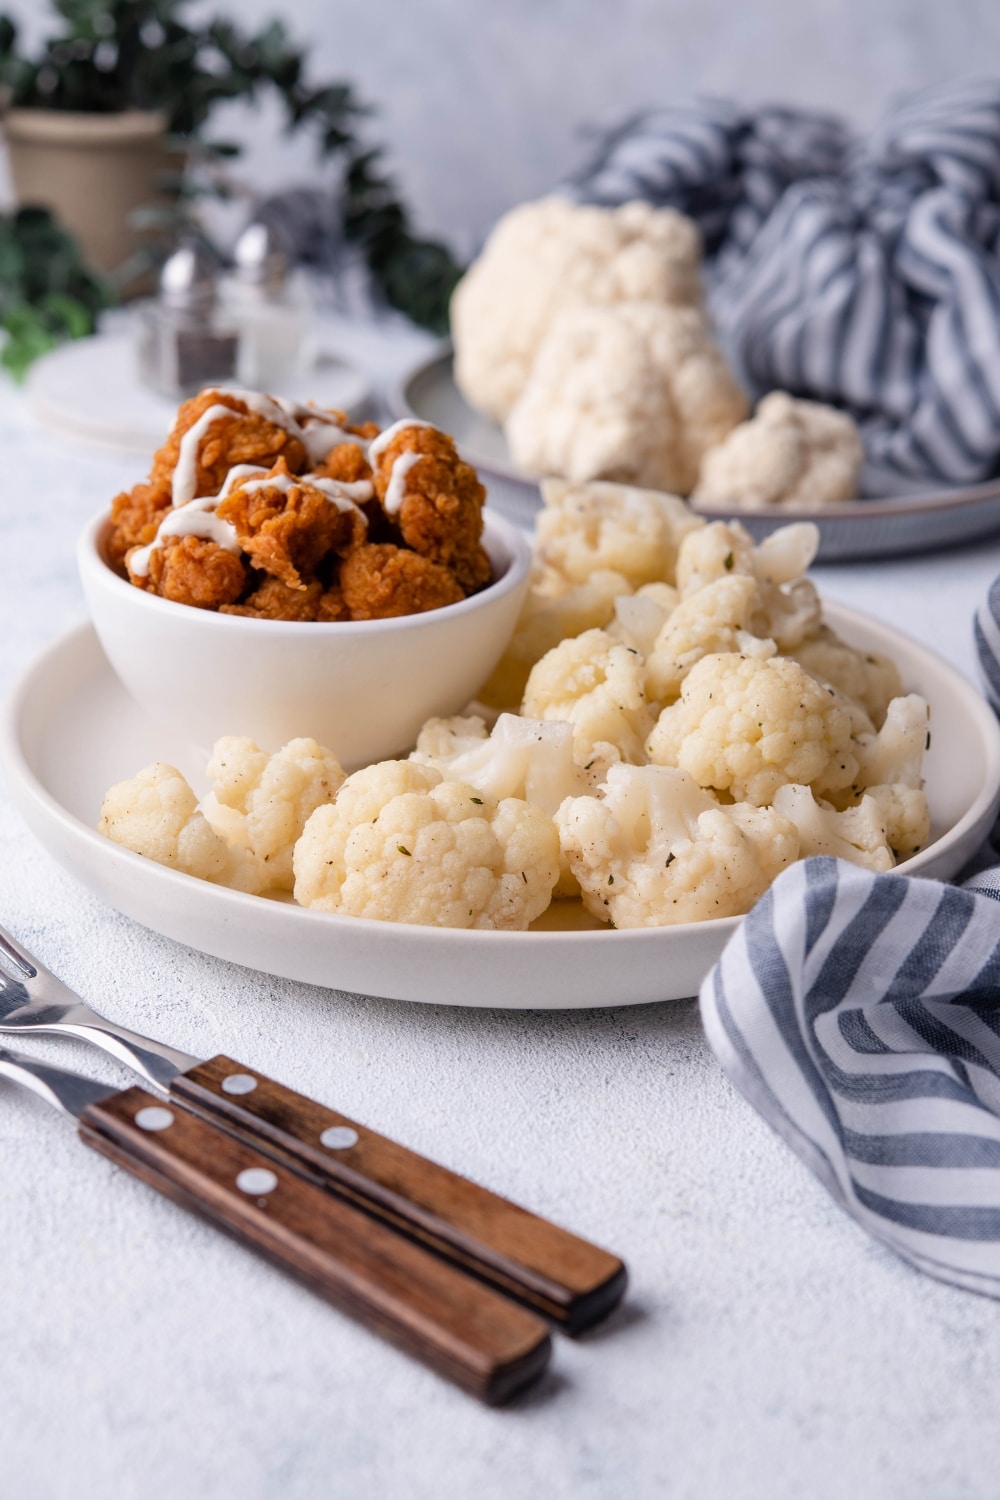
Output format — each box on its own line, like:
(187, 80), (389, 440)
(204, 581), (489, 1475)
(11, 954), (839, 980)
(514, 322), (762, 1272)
(692, 391), (864, 511)
(292, 760), (559, 929)
(522, 627), (654, 771)
(647, 651), (859, 805)
(99, 763), (268, 893)
(535, 478), (700, 591)
(202, 736), (345, 891)
(451, 196), (703, 422)
(555, 763), (799, 927)
(505, 301), (747, 495)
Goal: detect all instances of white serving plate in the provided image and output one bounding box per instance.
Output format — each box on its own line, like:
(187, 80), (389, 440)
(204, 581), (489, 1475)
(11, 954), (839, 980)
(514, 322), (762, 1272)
(392, 349), (1000, 560)
(3, 605), (999, 1008)
(27, 333), (372, 457)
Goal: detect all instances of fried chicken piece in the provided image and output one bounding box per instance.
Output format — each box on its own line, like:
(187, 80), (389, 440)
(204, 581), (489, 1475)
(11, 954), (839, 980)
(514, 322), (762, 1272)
(215, 458), (367, 590)
(340, 543), (465, 620)
(150, 389), (309, 502)
(222, 576), (324, 621)
(369, 426), (491, 592)
(106, 481), (172, 572)
(138, 535), (247, 609)
(314, 442), (374, 488)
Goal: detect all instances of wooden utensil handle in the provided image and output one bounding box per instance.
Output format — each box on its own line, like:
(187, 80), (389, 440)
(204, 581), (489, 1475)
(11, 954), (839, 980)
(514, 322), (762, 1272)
(172, 1055), (626, 1332)
(80, 1085), (550, 1405)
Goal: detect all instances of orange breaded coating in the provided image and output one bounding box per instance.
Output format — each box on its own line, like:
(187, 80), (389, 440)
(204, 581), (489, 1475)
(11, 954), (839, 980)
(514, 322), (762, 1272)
(135, 535), (246, 610)
(220, 576), (350, 622)
(340, 543), (465, 620)
(215, 459), (367, 590)
(314, 441), (374, 488)
(106, 481), (172, 571)
(150, 389), (308, 500)
(369, 425), (491, 593)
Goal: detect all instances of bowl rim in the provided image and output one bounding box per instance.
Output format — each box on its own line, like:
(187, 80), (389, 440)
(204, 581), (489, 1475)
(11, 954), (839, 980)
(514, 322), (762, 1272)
(78, 504), (531, 636)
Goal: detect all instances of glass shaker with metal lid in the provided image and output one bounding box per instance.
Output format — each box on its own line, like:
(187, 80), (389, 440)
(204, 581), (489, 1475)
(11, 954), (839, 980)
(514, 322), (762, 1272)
(136, 237), (239, 397)
(223, 219), (317, 388)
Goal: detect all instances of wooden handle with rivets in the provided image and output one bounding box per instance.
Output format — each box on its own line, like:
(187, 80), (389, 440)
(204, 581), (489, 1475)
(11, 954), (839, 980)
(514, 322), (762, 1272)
(170, 1054), (627, 1332)
(79, 1085), (551, 1404)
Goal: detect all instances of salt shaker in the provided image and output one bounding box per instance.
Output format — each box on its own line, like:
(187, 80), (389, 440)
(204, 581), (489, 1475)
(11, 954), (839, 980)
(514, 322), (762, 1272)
(136, 239), (239, 397)
(223, 220), (317, 388)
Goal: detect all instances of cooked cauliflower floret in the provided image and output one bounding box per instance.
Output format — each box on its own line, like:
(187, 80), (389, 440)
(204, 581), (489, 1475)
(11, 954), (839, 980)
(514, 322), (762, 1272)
(522, 627), (654, 772)
(413, 713), (592, 812)
(864, 783), (931, 859)
(506, 301), (748, 495)
(535, 478), (699, 589)
(608, 583), (680, 657)
(645, 574), (776, 705)
(647, 652), (859, 805)
(556, 763), (799, 927)
(787, 626), (903, 729)
(99, 763), (268, 893)
(451, 196), (704, 422)
(479, 566), (630, 710)
(771, 784), (895, 872)
(692, 392), (864, 511)
(203, 736), (345, 891)
(675, 519), (821, 649)
(292, 760), (559, 929)
(853, 694), (929, 791)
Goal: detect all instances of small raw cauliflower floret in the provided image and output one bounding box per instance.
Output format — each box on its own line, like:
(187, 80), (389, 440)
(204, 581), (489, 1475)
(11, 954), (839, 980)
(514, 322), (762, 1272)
(608, 582), (679, 657)
(645, 574), (776, 705)
(853, 694), (929, 790)
(292, 760), (559, 929)
(675, 518), (821, 649)
(479, 566), (629, 710)
(99, 763), (267, 892)
(203, 736), (345, 891)
(555, 763), (799, 927)
(772, 784), (895, 872)
(506, 301), (747, 495)
(787, 626), (902, 728)
(692, 392), (864, 511)
(451, 196), (703, 422)
(535, 477), (699, 589)
(413, 713), (592, 812)
(522, 627), (654, 770)
(647, 652), (859, 805)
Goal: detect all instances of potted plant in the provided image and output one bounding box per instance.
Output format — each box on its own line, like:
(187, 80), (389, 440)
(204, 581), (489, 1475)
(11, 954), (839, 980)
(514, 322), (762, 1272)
(0, 0), (460, 331)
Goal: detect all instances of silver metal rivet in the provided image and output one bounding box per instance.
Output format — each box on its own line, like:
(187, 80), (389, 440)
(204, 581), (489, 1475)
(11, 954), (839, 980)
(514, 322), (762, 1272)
(222, 1073), (258, 1095)
(320, 1126), (359, 1150)
(135, 1106), (174, 1132)
(236, 1167), (278, 1196)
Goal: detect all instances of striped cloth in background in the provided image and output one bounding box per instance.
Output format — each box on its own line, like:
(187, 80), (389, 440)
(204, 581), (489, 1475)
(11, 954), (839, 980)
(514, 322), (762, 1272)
(697, 582), (1000, 1295)
(565, 80), (1000, 496)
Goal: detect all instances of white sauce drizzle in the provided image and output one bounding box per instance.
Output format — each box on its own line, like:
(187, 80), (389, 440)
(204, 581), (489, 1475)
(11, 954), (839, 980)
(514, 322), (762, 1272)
(129, 497), (240, 577)
(367, 417), (434, 464)
(238, 471), (370, 516)
(382, 451), (423, 515)
(172, 403), (243, 507)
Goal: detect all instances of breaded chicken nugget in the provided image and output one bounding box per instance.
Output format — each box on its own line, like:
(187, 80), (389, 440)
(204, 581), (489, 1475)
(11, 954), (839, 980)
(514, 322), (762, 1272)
(369, 425), (491, 592)
(106, 480), (172, 571)
(340, 543), (465, 619)
(150, 389), (309, 502)
(134, 534), (247, 609)
(216, 458), (367, 590)
(220, 575), (350, 621)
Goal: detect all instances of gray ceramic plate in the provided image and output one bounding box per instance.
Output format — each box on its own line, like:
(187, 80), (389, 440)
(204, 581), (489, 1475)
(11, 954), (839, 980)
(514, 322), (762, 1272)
(391, 347), (1000, 560)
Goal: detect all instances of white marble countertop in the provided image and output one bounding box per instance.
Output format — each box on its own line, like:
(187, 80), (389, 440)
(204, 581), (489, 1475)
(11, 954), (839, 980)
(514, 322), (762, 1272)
(3, 330), (1000, 1500)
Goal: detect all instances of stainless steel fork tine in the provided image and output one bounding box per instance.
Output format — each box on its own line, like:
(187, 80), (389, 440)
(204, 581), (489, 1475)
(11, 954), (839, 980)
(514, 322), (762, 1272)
(0, 923), (41, 983)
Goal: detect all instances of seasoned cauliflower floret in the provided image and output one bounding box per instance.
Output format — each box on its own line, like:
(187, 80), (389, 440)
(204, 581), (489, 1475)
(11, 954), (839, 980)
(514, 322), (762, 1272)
(787, 626), (903, 729)
(293, 760), (559, 929)
(864, 783), (931, 859)
(645, 574), (776, 705)
(692, 392), (864, 512)
(203, 736), (345, 891)
(522, 627), (654, 771)
(535, 477), (699, 590)
(853, 694), (929, 791)
(506, 301), (747, 495)
(99, 763), (267, 893)
(675, 519), (821, 649)
(556, 763), (799, 927)
(452, 196), (704, 422)
(647, 652), (859, 805)
(771, 784), (895, 872)
(608, 583), (680, 657)
(413, 713), (592, 813)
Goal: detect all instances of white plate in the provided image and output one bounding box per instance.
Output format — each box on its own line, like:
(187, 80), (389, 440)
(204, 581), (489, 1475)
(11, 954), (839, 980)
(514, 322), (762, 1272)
(3, 609), (999, 1008)
(391, 349), (1000, 560)
(27, 334), (373, 457)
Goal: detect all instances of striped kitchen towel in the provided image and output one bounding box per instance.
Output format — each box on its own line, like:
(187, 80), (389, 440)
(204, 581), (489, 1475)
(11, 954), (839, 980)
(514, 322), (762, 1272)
(565, 79), (1000, 496)
(697, 581), (1000, 1294)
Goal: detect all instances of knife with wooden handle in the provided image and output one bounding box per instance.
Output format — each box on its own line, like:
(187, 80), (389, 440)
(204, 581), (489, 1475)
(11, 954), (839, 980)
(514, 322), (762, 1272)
(0, 1046), (551, 1404)
(0, 924), (627, 1331)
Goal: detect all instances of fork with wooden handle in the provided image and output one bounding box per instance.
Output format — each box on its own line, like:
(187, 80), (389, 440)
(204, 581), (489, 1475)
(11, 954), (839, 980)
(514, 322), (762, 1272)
(0, 1045), (551, 1403)
(0, 923), (626, 1331)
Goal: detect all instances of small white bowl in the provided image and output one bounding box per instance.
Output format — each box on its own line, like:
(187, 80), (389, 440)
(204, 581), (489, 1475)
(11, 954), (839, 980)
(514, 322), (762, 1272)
(78, 508), (530, 768)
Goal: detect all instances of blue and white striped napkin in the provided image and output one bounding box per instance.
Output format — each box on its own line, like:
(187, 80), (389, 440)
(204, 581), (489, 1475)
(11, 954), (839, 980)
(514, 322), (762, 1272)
(565, 79), (1000, 496)
(698, 583), (1000, 1293)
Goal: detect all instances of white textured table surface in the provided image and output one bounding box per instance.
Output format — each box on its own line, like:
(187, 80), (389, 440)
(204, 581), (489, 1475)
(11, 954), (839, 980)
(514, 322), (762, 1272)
(3, 337), (1000, 1500)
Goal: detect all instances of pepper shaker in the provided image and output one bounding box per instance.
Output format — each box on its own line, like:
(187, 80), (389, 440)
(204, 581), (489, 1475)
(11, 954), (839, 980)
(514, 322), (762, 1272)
(136, 238), (239, 397)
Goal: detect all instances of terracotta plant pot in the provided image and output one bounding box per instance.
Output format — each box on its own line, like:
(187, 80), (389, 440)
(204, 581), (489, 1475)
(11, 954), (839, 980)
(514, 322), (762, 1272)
(4, 108), (170, 274)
